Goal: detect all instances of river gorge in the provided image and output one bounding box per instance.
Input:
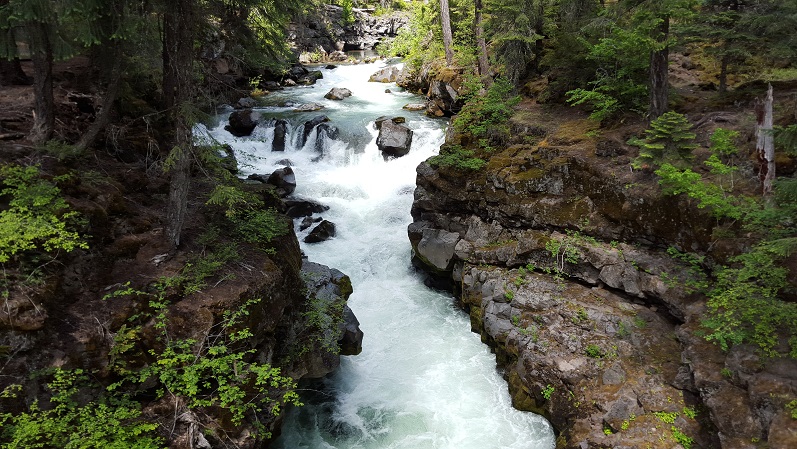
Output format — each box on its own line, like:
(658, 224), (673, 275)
(200, 61), (556, 449)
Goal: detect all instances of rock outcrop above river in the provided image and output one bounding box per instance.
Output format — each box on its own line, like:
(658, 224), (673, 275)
(0, 148), (362, 448)
(408, 111), (797, 448)
(289, 5), (408, 56)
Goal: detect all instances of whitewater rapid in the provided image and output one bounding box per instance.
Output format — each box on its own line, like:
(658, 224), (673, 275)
(199, 60), (555, 449)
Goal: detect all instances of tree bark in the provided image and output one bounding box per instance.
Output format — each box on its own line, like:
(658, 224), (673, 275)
(648, 17), (669, 120)
(440, 0), (454, 65)
(0, 57), (27, 86)
(76, 50), (122, 151)
(755, 84), (775, 196)
(163, 0), (195, 248)
(474, 0), (490, 82)
(719, 51), (729, 94)
(0, 26), (29, 86)
(28, 22), (54, 145)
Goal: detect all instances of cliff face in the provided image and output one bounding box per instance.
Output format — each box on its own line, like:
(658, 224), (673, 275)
(289, 5), (408, 55)
(408, 108), (797, 448)
(0, 153), (362, 448)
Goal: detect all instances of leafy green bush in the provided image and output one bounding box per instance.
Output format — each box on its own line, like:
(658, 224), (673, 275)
(206, 184), (289, 247)
(0, 164), (88, 263)
(453, 77), (521, 149)
(0, 370), (163, 449)
(702, 238), (797, 358)
(631, 111), (698, 169)
(428, 144), (487, 171)
(106, 285), (302, 436)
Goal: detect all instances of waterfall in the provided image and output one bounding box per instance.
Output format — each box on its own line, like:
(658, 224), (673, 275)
(199, 61), (555, 449)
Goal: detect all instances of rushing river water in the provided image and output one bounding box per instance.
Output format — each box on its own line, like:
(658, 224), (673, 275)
(199, 61), (555, 449)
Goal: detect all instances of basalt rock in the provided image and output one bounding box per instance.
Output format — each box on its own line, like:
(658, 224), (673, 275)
(295, 261), (362, 376)
(289, 6), (408, 57)
(376, 120), (413, 158)
(267, 166), (296, 197)
(294, 102), (325, 112)
(272, 119), (288, 152)
(304, 220), (336, 243)
(225, 109), (260, 137)
(324, 87), (353, 100)
(407, 128), (787, 448)
(369, 66), (401, 83)
(301, 115), (331, 147)
(285, 199), (330, 218)
(373, 116), (406, 130)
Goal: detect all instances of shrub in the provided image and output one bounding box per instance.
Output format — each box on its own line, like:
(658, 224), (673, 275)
(0, 370), (162, 449)
(0, 164), (88, 263)
(453, 77), (521, 149)
(428, 144), (487, 171)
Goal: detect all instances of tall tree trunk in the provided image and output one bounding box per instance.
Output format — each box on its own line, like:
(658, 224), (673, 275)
(440, 0), (454, 65)
(0, 57), (27, 86)
(28, 22), (54, 144)
(756, 84), (775, 196)
(648, 17), (669, 120)
(719, 50), (729, 94)
(533, 0), (544, 72)
(163, 0), (195, 248)
(0, 26), (29, 86)
(474, 0), (490, 82)
(76, 50), (122, 151)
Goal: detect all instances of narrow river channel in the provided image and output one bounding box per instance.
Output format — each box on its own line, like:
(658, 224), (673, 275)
(199, 60), (555, 449)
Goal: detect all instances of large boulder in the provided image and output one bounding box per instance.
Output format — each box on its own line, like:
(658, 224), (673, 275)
(266, 166), (296, 197)
(287, 64), (308, 80)
(339, 306), (363, 356)
(272, 119), (288, 152)
(225, 109), (260, 137)
(369, 66), (401, 83)
(413, 227), (461, 273)
(304, 220), (336, 243)
(328, 51), (348, 62)
(298, 261), (362, 376)
(376, 120), (413, 158)
(324, 87), (352, 100)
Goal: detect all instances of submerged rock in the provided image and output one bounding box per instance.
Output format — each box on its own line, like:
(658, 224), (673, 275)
(324, 87), (352, 100)
(402, 103), (427, 111)
(285, 199), (329, 218)
(304, 220), (336, 243)
(294, 103), (325, 112)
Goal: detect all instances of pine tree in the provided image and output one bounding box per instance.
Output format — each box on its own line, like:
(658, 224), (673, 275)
(633, 111), (698, 168)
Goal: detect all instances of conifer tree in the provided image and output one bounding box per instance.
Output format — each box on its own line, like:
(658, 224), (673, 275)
(633, 111), (698, 168)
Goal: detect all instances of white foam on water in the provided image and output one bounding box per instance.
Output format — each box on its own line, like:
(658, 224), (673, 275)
(200, 62), (555, 449)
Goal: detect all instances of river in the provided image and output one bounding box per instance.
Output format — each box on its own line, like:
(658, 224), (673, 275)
(199, 60), (555, 449)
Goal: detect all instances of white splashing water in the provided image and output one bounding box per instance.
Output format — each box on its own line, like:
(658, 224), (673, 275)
(198, 61), (555, 449)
